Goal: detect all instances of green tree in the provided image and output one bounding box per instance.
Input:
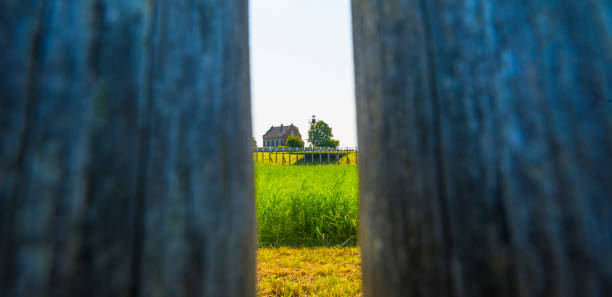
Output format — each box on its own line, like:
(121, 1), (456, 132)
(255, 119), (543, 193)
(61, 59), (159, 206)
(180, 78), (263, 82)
(308, 120), (340, 147)
(286, 136), (304, 148)
(252, 137), (257, 147)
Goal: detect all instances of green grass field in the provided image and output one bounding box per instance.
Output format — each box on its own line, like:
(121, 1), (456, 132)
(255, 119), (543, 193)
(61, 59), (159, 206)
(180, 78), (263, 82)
(255, 164), (359, 246)
(255, 164), (361, 296)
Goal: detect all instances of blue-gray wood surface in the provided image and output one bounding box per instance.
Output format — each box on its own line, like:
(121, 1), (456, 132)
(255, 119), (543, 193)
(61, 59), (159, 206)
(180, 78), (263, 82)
(353, 1), (612, 297)
(0, 1), (254, 296)
(3, 1), (612, 297)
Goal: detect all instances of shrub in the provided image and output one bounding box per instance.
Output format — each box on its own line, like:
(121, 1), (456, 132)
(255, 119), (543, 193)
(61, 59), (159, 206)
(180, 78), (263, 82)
(286, 136), (305, 148)
(321, 139), (339, 148)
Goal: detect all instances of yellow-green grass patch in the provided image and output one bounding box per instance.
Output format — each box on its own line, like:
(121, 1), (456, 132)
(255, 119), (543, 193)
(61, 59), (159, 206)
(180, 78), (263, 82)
(254, 151), (357, 165)
(258, 247), (362, 297)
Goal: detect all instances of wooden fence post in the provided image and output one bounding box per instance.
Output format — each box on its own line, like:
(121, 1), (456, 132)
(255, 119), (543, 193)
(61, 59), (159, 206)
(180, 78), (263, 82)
(345, 148), (349, 165)
(0, 1), (255, 297)
(352, 1), (612, 296)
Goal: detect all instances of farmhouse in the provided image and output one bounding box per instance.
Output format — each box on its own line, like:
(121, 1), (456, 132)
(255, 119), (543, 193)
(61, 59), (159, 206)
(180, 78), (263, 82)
(262, 124), (301, 147)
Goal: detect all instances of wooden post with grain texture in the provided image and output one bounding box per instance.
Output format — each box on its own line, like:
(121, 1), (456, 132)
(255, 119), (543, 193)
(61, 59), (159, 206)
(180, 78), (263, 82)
(0, 1), (255, 297)
(352, 1), (612, 297)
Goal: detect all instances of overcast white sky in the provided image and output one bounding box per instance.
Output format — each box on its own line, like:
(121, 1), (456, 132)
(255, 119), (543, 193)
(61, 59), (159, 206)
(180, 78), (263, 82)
(249, 0), (357, 147)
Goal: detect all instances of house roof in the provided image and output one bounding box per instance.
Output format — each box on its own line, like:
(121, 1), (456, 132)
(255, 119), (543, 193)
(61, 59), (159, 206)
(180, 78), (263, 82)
(263, 124), (301, 138)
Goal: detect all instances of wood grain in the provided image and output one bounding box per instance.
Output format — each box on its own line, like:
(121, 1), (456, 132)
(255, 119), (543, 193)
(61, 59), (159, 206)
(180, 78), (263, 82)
(352, 1), (612, 296)
(0, 1), (254, 296)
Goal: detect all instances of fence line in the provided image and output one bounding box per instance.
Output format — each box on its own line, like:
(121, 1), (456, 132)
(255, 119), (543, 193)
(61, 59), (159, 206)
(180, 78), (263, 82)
(253, 147), (359, 165)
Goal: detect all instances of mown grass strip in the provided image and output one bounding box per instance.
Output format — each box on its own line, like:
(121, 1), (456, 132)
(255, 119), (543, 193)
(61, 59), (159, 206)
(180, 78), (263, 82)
(257, 247), (361, 297)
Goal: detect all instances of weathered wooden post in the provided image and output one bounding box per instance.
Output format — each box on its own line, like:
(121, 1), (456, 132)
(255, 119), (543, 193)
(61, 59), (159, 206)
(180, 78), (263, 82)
(345, 148), (349, 165)
(0, 1), (255, 297)
(353, 1), (612, 296)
